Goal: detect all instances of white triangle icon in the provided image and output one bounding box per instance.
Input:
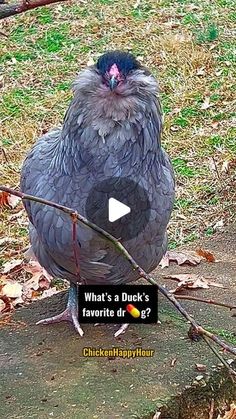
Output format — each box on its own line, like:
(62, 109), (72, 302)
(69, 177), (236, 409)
(108, 197), (131, 222)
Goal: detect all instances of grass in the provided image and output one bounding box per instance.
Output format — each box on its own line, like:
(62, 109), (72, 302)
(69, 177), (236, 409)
(0, 0), (235, 251)
(208, 328), (236, 345)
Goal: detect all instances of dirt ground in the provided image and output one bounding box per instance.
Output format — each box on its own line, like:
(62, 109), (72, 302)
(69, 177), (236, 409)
(0, 224), (235, 419)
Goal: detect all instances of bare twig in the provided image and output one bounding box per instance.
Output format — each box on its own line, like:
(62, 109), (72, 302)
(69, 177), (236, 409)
(208, 399), (214, 419)
(210, 156), (221, 181)
(71, 213), (81, 280)
(0, 0), (67, 20)
(1, 185), (236, 372)
(203, 336), (236, 380)
(0, 147), (9, 163)
(175, 295), (236, 311)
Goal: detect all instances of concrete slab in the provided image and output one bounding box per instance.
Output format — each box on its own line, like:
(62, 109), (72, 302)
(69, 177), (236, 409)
(1, 226), (236, 419)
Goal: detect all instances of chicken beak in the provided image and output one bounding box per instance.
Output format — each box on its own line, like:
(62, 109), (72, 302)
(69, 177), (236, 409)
(109, 75), (119, 91)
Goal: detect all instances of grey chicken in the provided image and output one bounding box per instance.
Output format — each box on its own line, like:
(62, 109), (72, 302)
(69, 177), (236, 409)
(20, 51), (175, 336)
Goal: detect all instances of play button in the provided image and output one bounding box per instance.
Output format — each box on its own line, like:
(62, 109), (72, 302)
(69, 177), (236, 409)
(86, 177), (150, 241)
(108, 198), (131, 222)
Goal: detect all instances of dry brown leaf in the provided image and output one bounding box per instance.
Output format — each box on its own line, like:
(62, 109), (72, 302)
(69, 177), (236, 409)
(0, 191), (21, 209)
(23, 261), (52, 292)
(217, 404), (236, 419)
(167, 274), (210, 293)
(0, 295), (12, 313)
(196, 248), (215, 262)
(159, 250), (202, 268)
(24, 261), (52, 280)
(221, 160), (230, 173)
(0, 191), (11, 207)
(2, 259), (23, 274)
(31, 290), (41, 299)
(1, 280), (23, 299)
(164, 273), (224, 293)
(159, 253), (170, 268)
(170, 125), (179, 132)
(0, 298), (6, 312)
(195, 363), (207, 372)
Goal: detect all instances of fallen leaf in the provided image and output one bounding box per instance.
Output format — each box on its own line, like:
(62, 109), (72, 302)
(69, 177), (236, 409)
(201, 97), (213, 110)
(1, 280), (23, 299)
(186, 4), (199, 11)
(213, 219), (224, 231)
(13, 295), (25, 306)
(188, 325), (201, 342)
(217, 404), (236, 419)
(41, 287), (59, 299)
(7, 194), (21, 208)
(23, 261), (52, 292)
(24, 261), (52, 280)
(31, 290), (41, 299)
(0, 191), (21, 209)
(86, 57), (95, 66)
(195, 363), (207, 372)
(2, 259), (23, 274)
(136, 55), (144, 62)
(159, 253), (170, 269)
(196, 248), (215, 262)
(221, 160), (230, 173)
(208, 158), (217, 172)
(196, 67), (205, 76)
(159, 250), (202, 268)
(211, 121), (219, 129)
(164, 273), (224, 293)
(153, 412), (161, 419)
(209, 44), (217, 51)
(167, 274), (210, 292)
(215, 69), (223, 76)
(0, 191), (11, 207)
(0, 295), (12, 313)
(0, 298), (6, 312)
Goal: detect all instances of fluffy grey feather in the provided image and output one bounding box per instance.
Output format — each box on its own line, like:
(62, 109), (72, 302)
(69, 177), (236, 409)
(20, 53), (175, 286)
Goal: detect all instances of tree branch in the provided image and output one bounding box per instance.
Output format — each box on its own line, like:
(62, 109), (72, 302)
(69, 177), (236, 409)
(175, 295), (236, 311)
(1, 185), (236, 375)
(0, 0), (67, 20)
